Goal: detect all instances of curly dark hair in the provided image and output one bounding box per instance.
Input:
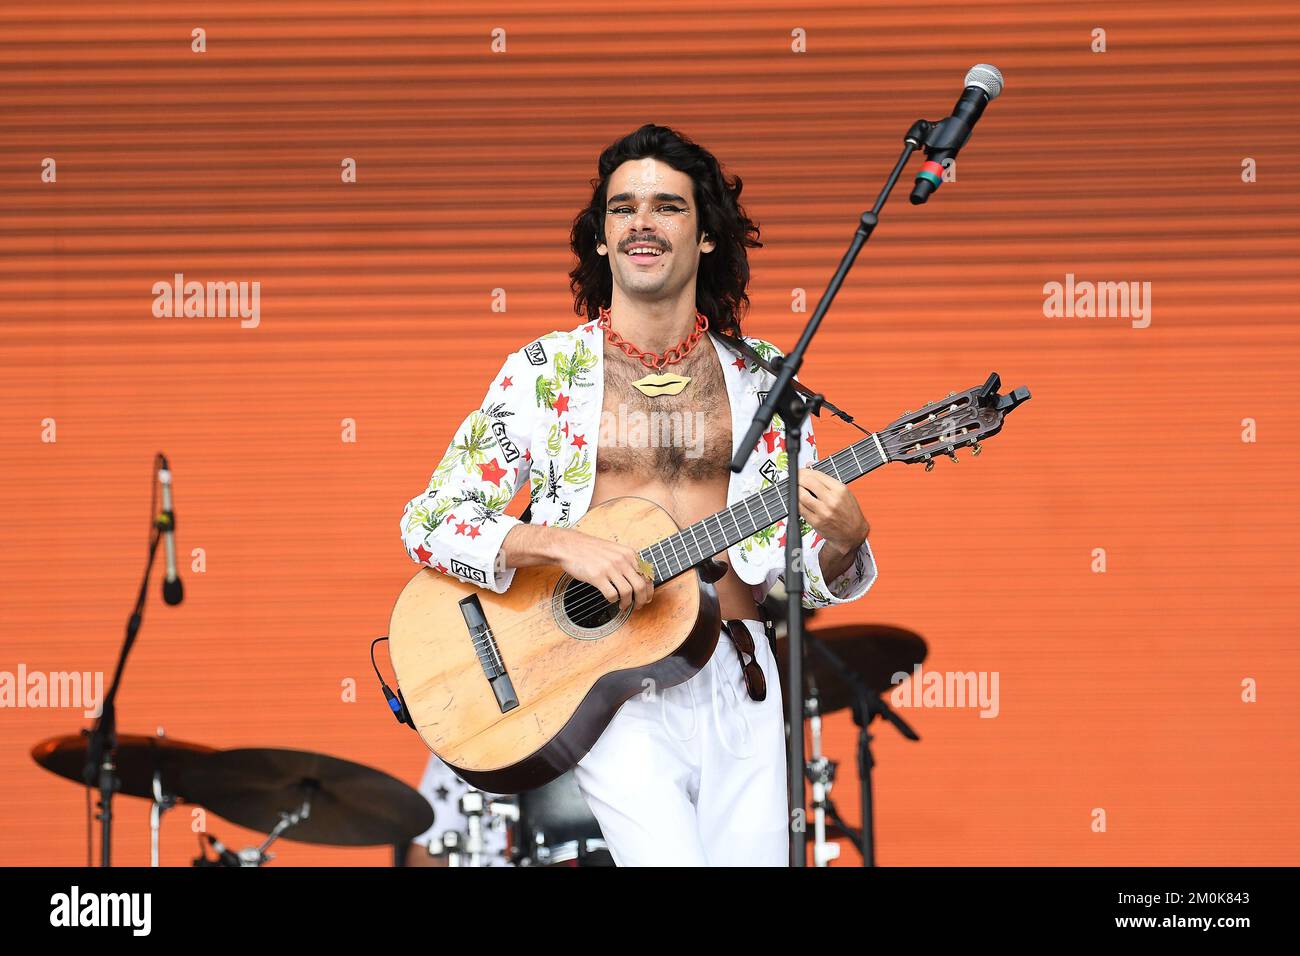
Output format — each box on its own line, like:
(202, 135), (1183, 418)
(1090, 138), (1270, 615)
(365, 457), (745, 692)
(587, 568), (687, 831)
(568, 123), (763, 339)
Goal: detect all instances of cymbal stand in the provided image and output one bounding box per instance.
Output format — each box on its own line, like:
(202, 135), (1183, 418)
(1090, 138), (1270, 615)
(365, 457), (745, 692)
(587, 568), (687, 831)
(803, 687), (842, 867)
(147, 727), (177, 867)
(227, 792), (312, 867)
(460, 790), (487, 868)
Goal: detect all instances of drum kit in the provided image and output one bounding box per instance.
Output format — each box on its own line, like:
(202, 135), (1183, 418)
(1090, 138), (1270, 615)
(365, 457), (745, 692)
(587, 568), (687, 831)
(32, 735), (435, 866)
(31, 585), (924, 867)
(30, 732), (615, 867)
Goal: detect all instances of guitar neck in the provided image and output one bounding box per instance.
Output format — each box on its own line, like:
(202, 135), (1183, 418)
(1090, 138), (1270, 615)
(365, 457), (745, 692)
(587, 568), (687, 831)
(639, 430), (890, 585)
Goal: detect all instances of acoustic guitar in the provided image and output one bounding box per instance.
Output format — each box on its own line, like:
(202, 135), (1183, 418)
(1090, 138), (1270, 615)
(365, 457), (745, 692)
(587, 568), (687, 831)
(388, 373), (1030, 792)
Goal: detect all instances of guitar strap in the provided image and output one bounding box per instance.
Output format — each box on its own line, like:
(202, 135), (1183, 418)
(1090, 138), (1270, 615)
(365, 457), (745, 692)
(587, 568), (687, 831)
(711, 330), (825, 408)
(712, 329), (866, 431)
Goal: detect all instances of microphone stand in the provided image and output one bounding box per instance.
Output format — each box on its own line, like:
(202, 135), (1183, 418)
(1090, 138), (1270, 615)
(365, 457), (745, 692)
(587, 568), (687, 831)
(81, 452), (173, 866)
(730, 122), (939, 867)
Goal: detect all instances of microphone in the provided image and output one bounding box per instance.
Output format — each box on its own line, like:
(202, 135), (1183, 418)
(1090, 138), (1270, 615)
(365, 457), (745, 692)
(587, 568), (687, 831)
(157, 455), (184, 606)
(910, 64), (1004, 205)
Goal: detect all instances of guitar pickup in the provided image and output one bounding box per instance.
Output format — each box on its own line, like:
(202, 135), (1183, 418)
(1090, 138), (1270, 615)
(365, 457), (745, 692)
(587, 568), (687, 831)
(458, 594), (518, 713)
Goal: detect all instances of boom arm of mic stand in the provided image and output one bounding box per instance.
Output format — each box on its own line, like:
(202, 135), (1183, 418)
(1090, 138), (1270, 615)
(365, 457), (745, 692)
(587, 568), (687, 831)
(727, 137), (921, 475)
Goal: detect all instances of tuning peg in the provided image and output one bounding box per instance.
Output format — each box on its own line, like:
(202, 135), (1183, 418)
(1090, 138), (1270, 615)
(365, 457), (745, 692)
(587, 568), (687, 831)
(947, 449), (959, 463)
(971, 442), (983, 457)
(923, 455), (935, 472)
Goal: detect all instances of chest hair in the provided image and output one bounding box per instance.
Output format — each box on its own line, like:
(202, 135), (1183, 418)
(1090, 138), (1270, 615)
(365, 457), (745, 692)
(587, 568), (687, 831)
(597, 345), (732, 482)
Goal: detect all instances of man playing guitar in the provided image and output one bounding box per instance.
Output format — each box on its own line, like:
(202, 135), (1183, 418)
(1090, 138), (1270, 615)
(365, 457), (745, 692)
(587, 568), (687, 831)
(400, 123), (879, 866)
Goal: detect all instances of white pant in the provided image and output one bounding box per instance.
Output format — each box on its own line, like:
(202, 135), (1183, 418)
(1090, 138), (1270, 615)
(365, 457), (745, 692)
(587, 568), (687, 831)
(573, 619), (789, 866)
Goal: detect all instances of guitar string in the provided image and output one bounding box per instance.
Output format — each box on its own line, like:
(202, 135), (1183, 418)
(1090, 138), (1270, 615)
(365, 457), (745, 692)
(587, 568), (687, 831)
(476, 413), (980, 655)
(458, 410), (970, 658)
(471, 448), (873, 646)
(463, 442), (889, 651)
(469, 440), (889, 647)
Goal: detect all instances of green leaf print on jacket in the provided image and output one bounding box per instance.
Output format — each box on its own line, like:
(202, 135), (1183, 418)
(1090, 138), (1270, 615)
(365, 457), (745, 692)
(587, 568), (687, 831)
(562, 448), (592, 489)
(556, 340), (597, 388)
(744, 339), (782, 373)
(434, 413), (494, 476)
(740, 523), (778, 554)
(535, 373), (558, 411)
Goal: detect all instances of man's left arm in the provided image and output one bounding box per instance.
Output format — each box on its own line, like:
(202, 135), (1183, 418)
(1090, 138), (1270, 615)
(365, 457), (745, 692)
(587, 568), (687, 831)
(770, 410), (878, 610)
(796, 466), (877, 605)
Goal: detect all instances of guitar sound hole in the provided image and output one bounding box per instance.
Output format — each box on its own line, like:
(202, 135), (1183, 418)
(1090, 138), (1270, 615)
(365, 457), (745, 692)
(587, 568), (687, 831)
(563, 580), (620, 630)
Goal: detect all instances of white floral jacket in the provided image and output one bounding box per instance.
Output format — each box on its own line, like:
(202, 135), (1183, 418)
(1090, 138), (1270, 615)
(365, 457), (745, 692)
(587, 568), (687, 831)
(400, 319), (878, 609)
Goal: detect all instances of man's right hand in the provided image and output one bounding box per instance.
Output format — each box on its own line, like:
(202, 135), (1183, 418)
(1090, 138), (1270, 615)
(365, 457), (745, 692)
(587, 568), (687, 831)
(555, 530), (655, 611)
(502, 525), (654, 611)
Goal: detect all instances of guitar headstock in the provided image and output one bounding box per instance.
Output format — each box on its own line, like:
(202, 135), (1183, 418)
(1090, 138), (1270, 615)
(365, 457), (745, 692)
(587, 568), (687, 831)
(879, 373), (1031, 470)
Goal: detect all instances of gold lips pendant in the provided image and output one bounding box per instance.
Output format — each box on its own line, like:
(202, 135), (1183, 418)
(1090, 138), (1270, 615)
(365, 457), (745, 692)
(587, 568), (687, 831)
(632, 372), (691, 397)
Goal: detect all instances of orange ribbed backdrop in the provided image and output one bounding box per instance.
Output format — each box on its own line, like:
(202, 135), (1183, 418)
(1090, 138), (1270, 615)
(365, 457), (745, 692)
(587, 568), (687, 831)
(1, 0), (1297, 865)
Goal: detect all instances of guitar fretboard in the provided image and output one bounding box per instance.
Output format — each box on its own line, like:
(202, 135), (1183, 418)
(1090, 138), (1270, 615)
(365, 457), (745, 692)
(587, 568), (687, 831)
(639, 431), (889, 585)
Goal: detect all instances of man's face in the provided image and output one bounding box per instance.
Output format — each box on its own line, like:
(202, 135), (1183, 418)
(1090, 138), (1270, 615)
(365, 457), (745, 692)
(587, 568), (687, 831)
(599, 157), (715, 301)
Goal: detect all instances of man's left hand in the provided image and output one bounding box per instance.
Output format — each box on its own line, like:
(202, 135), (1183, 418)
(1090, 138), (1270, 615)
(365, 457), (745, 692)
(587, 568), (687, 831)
(796, 468), (870, 557)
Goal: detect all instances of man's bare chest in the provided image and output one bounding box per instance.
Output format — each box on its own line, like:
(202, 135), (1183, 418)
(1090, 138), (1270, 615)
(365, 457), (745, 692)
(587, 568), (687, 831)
(595, 349), (732, 482)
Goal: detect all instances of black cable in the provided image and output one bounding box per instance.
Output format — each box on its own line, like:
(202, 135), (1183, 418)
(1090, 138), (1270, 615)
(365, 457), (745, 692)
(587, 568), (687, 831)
(371, 637), (413, 727)
(369, 636), (389, 682)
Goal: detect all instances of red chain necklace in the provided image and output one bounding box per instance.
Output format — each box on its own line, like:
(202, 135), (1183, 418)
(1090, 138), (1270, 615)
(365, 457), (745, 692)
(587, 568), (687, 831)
(597, 305), (710, 371)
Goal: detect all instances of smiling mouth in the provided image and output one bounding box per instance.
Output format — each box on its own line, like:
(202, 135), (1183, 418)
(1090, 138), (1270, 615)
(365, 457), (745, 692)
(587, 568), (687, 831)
(624, 246), (667, 264)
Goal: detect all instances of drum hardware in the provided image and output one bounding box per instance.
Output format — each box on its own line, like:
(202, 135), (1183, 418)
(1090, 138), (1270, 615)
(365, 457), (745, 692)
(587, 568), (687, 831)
(774, 624), (928, 866)
(192, 831), (270, 868)
(460, 790), (487, 868)
(803, 688), (841, 867)
(33, 729), (215, 867)
(513, 771), (613, 867)
(37, 742), (433, 864)
(453, 789), (519, 868)
(437, 829), (464, 866)
(147, 729), (180, 867)
(171, 748), (433, 852)
(205, 794), (314, 867)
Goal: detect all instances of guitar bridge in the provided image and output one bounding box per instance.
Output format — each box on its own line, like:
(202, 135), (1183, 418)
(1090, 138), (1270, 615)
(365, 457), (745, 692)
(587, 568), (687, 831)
(458, 594), (518, 713)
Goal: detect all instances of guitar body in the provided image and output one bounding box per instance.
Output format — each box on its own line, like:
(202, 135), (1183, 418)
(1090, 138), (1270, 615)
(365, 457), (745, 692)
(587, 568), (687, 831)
(388, 496), (721, 793)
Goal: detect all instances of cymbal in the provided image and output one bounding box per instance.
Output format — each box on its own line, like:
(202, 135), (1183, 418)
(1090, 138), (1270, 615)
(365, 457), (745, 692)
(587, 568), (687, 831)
(773, 624), (928, 714)
(173, 748), (434, 847)
(31, 732), (216, 801)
